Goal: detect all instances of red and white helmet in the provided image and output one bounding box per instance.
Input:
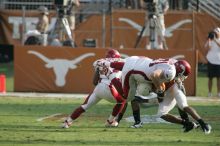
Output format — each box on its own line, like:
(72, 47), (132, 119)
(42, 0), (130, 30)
(174, 60), (191, 79)
(105, 49), (121, 58)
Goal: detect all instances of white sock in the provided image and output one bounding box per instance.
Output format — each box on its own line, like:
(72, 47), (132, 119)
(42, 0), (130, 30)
(66, 117), (73, 123)
(108, 115), (115, 122)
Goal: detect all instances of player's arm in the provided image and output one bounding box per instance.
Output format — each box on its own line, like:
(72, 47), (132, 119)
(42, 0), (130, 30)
(110, 62), (124, 71)
(111, 77), (124, 97)
(96, 60), (125, 71)
(93, 68), (100, 86)
(92, 60), (102, 86)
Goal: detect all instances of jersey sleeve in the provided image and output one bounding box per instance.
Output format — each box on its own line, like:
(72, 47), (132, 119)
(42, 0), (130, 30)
(110, 62), (125, 71)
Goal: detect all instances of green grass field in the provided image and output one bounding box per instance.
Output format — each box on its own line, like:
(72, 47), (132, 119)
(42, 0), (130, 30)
(0, 97), (219, 146)
(1, 62), (220, 146)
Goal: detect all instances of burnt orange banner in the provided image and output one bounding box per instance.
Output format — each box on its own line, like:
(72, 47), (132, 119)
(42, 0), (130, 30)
(0, 10), (219, 63)
(111, 10), (193, 50)
(14, 46), (197, 95)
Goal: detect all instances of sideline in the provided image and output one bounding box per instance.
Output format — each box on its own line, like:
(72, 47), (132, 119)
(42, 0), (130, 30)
(0, 92), (220, 102)
(0, 92), (87, 98)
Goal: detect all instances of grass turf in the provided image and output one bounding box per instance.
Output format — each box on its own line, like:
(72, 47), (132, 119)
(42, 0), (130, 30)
(1, 63), (220, 145)
(0, 97), (219, 146)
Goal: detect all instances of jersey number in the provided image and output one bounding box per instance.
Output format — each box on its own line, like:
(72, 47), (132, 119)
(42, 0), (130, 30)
(149, 59), (170, 67)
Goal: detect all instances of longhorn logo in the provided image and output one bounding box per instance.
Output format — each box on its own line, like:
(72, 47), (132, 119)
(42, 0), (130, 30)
(28, 50), (95, 87)
(119, 18), (192, 37)
(118, 18), (192, 48)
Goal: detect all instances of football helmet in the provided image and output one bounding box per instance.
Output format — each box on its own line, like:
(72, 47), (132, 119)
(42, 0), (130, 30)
(163, 65), (176, 81)
(174, 60), (191, 79)
(105, 49), (121, 58)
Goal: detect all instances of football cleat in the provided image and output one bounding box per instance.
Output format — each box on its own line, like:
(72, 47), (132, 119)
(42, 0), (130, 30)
(201, 123), (212, 134)
(183, 121), (197, 133)
(105, 120), (119, 127)
(61, 119), (72, 129)
(130, 122), (143, 128)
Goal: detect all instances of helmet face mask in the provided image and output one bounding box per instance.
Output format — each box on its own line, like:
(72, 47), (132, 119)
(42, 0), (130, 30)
(175, 74), (187, 82)
(174, 60), (191, 81)
(105, 49), (121, 58)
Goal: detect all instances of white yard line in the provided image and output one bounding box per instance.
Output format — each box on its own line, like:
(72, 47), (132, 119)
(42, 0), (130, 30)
(125, 115), (171, 124)
(0, 92), (87, 99)
(36, 113), (63, 122)
(1, 92), (220, 102)
(188, 96), (220, 102)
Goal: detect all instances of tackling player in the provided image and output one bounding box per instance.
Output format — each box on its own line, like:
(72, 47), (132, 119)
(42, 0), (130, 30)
(62, 49), (127, 128)
(157, 60), (211, 134)
(98, 57), (176, 101)
(130, 60), (212, 134)
(99, 57), (211, 134)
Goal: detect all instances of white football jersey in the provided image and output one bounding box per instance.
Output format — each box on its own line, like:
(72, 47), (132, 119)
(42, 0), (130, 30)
(123, 57), (176, 83)
(122, 56), (153, 83)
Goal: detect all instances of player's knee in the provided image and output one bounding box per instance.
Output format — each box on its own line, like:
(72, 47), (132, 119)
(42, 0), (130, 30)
(80, 105), (88, 111)
(160, 114), (167, 119)
(157, 111), (168, 118)
(183, 106), (194, 113)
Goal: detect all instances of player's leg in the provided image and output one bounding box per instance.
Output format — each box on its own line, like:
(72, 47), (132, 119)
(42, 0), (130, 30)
(173, 83), (212, 134)
(158, 87), (197, 132)
(111, 77), (124, 98)
(130, 83), (152, 128)
(130, 99), (143, 128)
(217, 77), (220, 97)
(105, 83), (126, 127)
(207, 62), (213, 97)
(62, 86), (101, 128)
(177, 83), (190, 122)
(116, 102), (128, 124)
(208, 77), (213, 97)
(161, 84), (196, 132)
(158, 93), (179, 123)
(178, 107), (190, 122)
(105, 102), (127, 127)
(123, 74), (142, 128)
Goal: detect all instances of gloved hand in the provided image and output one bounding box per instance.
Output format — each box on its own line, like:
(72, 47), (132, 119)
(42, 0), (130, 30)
(156, 89), (165, 98)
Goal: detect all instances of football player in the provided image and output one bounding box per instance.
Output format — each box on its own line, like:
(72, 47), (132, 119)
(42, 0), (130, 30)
(98, 57), (176, 101)
(62, 49), (127, 128)
(100, 57), (212, 134)
(96, 57), (176, 126)
(130, 60), (212, 134)
(157, 60), (211, 134)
